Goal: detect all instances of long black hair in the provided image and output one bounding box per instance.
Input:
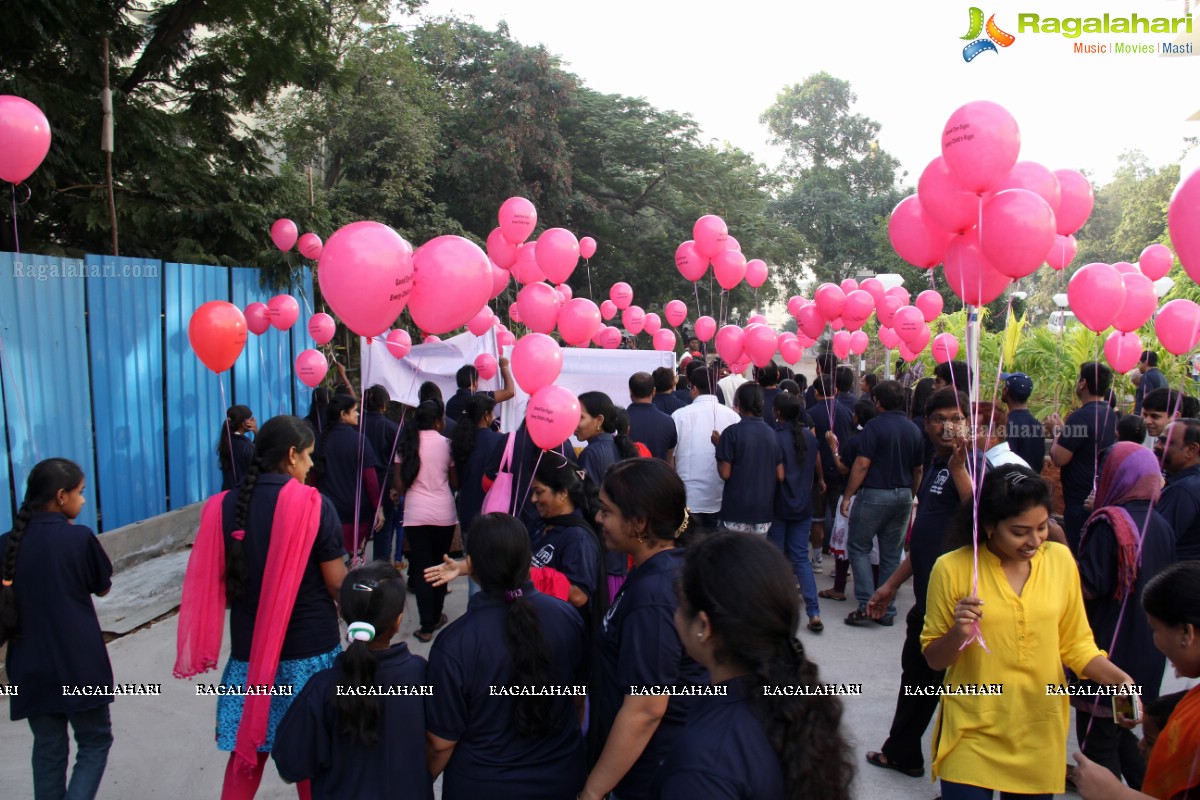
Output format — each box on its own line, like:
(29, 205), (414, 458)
(678, 532), (853, 800)
(217, 405), (253, 471)
(450, 394), (496, 468)
(227, 416), (315, 603)
(396, 400), (443, 489)
(0, 458), (86, 642)
(467, 513), (557, 738)
(1142, 561), (1200, 629)
(609, 407), (639, 459)
(306, 387), (332, 434)
(949, 464), (1050, 550)
(579, 391), (637, 459)
(334, 561), (408, 746)
(773, 393), (808, 463)
(600, 459), (687, 545)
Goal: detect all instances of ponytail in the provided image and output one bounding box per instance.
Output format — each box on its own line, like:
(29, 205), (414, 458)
(397, 401), (442, 489)
(774, 393), (808, 463)
(0, 505), (34, 643)
(611, 408), (639, 460)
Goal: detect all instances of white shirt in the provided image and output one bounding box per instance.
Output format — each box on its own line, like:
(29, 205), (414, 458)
(985, 441), (1029, 469)
(717, 374), (747, 407)
(672, 395), (742, 514)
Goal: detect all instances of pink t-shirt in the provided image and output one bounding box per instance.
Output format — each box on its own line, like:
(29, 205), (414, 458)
(396, 430), (457, 527)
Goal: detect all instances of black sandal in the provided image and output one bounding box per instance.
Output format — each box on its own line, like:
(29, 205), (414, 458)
(844, 609), (873, 626)
(865, 751), (924, 778)
(807, 618), (824, 633)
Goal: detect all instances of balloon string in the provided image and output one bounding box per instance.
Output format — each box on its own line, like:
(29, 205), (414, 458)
(277, 334), (286, 418)
(956, 305), (988, 653)
(693, 281), (703, 324)
(258, 339), (275, 422)
(218, 376), (232, 484)
(10, 184), (19, 254)
(0, 330), (39, 463)
(350, 351), (374, 566)
(586, 258), (593, 301)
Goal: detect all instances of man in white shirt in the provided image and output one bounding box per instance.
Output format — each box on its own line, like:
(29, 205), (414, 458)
(673, 363), (740, 533)
(716, 359), (748, 407)
(975, 402), (1030, 468)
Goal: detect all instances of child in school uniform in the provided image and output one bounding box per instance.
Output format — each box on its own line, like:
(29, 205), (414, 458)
(0, 458), (114, 800)
(316, 395), (383, 558)
(273, 562), (432, 799)
(219, 405), (257, 491)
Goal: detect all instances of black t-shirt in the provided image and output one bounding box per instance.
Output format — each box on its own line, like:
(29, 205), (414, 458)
(272, 643), (433, 800)
(855, 411), (924, 490)
(221, 433), (256, 491)
(1059, 401), (1118, 507)
(1, 513), (113, 719)
(715, 416), (784, 525)
(810, 401), (853, 486)
(1006, 408), (1045, 475)
(626, 402), (678, 461)
(653, 393), (686, 416)
(319, 424), (383, 522)
(909, 452), (985, 609)
(222, 475), (345, 661)
(1155, 463), (1200, 560)
(773, 423), (818, 521)
(426, 586), (587, 800)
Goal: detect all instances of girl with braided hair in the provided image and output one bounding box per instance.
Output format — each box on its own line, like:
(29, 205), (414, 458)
(0, 458), (114, 800)
(176, 415), (347, 800)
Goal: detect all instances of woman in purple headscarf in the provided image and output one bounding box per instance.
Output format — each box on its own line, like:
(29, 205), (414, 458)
(1073, 441), (1176, 790)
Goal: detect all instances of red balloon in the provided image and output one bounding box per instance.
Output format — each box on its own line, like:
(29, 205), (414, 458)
(610, 282), (633, 310)
(942, 231), (1011, 306)
(600, 299), (618, 320)
(664, 300), (688, 328)
(918, 157), (978, 234)
(295, 349), (329, 388)
(941, 101), (1021, 193)
(245, 302), (270, 335)
(1054, 169), (1094, 236)
(318, 221), (413, 338)
(307, 312), (336, 345)
(268, 294), (300, 331)
(474, 353), (498, 381)
(831, 330), (851, 360)
(889, 195), (952, 268)
(931, 333), (959, 364)
(623, 305), (646, 335)
(980, 189), (1057, 279)
(848, 330), (869, 355)
(652, 329), (677, 352)
(715, 325), (746, 364)
(189, 301), (247, 373)
(298, 232), (324, 260)
(557, 298), (602, 346)
(489, 260), (510, 299)
(787, 295), (806, 317)
(694, 316), (717, 342)
(878, 326), (902, 349)
(512, 333), (563, 393)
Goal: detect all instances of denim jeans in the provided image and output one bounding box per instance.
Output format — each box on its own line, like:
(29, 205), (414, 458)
(27, 705), (113, 800)
(940, 780), (1051, 800)
(848, 487), (912, 619)
(372, 498), (403, 562)
(768, 517), (819, 618)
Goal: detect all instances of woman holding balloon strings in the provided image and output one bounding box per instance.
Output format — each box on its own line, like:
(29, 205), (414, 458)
(921, 465), (1137, 800)
(219, 405), (257, 491)
(315, 395), (384, 558)
(575, 392), (638, 597)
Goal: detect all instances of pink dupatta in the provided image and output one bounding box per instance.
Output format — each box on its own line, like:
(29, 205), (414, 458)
(174, 480), (323, 770)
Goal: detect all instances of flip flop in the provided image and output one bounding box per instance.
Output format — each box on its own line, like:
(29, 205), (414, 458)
(807, 618), (824, 633)
(865, 751), (924, 778)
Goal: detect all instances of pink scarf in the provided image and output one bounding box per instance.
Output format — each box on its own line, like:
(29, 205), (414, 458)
(1080, 442), (1161, 601)
(174, 480), (323, 769)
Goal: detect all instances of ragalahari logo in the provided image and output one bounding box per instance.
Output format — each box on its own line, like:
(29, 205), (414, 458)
(961, 8), (1016, 61)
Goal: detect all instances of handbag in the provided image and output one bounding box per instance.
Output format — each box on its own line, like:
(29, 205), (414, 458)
(481, 431), (516, 515)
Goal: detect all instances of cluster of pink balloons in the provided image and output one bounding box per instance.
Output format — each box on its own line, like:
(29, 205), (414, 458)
(673, 215), (769, 292)
(270, 219), (325, 260)
(0, 95), (52, 184)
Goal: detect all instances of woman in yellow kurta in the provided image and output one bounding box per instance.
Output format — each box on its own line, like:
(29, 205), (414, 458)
(921, 465), (1136, 799)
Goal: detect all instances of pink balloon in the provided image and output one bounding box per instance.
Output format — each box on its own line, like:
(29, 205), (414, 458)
(535, 228), (580, 284)
(886, 286), (912, 306)
(859, 278), (885, 306)
(942, 230), (1011, 306)
(270, 218), (298, 252)
(839, 278), (859, 294)
(512, 242), (547, 285)
(745, 259), (768, 289)
(1104, 331), (1143, 373)
(600, 299), (618, 320)
(297, 232), (324, 261)
(675, 241), (709, 282)
(744, 324), (778, 368)
(410, 235), (492, 334)
(526, 385), (582, 449)
(424, 334), (442, 344)
(747, 314), (768, 327)
(1046, 234), (1078, 271)
(653, 329), (676, 352)
(508, 302), (522, 324)
(841, 290), (875, 331)
(1156, 299), (1200, 355)
(893, 306), (925, 343)
(813, 283), (845, 320)
(307, 312), (336, 344)
(0, 96), (52, 183)
(907, 325), (932, 356)
(512, 333), (563, 394)
(487, 227), (519, 269)
(694, 316), (717, 342)
(1139, 244), (1174, 281)
(786, 295), (806, 317)
(664, 300), (688, 328)
(713, 249), (747, 290)
(795, 303), (825, 340)
(643, 313), (662, 336)
(991, 162), (1061, 216)
(1067, 263), (1126, 332)
(918, 156), (980, 234)
(915, 290), (944, 323)
(899, 343), (920, 363)
(780, 339), (803, 364)
(777, 331), (797, 348)
(596, 326), (622, 349)
(555, 283), (573, 301)
(245, 302), (271, 335)
(558, 298), (602, 346)
(878, 326), (902, 349)
(693, 215), (729, 258)
(889, 194), (953, 268)
(1170, 166), (1200, 283)
(295, 349), (329, 388)
(579, 236), (597, 260)
(496, 329), (516, 349)
(797, 334), (816, 348)
(729, 361), (749, 375)
(490, 260), (510, 299)
(725, 236), (741, 252)
(516, 283), (562, 334)
(318, 221), (413, 337)
(467, 307), (495, 337)
(830, 318), (845, 331)
(849, 330), (869, 355)
(498, 196), (537, 245)
(189, 302), (247, 373)
(385, 329), (412, 359)
(715, 325), (745, 364)
(623, 305), (646, 335)
(931, 333), (960, 364)
(872, 296), (899, 329)
(941, 101), (1020, 193)
(610, 282), (633, 310)
(831, 331), (851, 360)
(1054, 169), (1094, 235)
(268, 294), (300, 331)
(474, 353), (498, 381)
(1113, 262), (1138, 275)
(980, 189), (1057, 279)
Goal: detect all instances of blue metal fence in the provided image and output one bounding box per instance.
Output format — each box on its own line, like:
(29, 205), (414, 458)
(0, 253), (313, 532)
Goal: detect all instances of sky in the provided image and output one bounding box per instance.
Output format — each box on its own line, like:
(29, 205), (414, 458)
(417, 0), (1199, 186)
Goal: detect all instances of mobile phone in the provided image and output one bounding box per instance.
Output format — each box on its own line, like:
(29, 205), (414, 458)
(1112, 693), (1142, 723)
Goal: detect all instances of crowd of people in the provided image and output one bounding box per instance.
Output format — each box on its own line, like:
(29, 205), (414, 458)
(2, 344), (1199, 800)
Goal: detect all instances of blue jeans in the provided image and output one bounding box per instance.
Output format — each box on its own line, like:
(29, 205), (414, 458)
(373, 498), (404, 562)
(848, 487), (912, 619)
(940, 780), (1051, 800)
(27, 705), (113, 800)
(768, 517), (819, 618)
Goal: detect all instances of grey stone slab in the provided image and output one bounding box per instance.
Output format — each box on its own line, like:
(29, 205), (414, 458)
(95, 549), (190, 636)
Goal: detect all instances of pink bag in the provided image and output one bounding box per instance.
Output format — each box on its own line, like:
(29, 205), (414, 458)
(481, 431), (516, 515)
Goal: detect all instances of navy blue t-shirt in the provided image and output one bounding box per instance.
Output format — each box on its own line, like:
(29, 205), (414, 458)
(426, 586), (586, 800)
(486, 424), (569, 534)
(1155, 463), (1200, 560)
(1, 513), (113, 719)
(319, 424), (383, 522)
(804, 385), (819, 410)
(272, 643), (433, 800)
(653, 393), (686, 416)
(1059, 401), (1118, 507)
(221, 433), (256, 491)
(361, 411), (400, 487)
(1134, 367), (1168, 414)
(626, 402), (678, 461)
(836, 392), (856, 414)
(909, 452), (984, 609)
(531, 513), (601, 605)
(773, 424), (818, 521)
(673, 388), (693, 408)
(222, 475), (346, 661)
(854, 411), (924, 490)
(578, 434), (620, 487)
(595, 548), (707, 800)
(715, 416), (784, 525)
(656, 676), (786, 800)
(455, 426), (504, 537)
(760, 387), (782, 423)
(909, 415), (936, 471)
(1006, 408), (1045, 475)
(810, 401), (853, 487)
